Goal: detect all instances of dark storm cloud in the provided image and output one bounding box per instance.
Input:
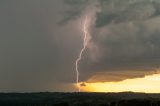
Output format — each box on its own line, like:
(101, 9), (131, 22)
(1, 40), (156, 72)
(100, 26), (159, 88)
(87, 70), (158, 82)
(64, 0), (88, 5)
(96, 0), (160, 27)
(59, 0), (89, 25)
(78, 0), (160, 82)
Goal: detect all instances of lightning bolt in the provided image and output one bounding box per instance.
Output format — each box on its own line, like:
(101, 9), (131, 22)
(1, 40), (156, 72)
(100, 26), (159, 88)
(75, 16), (89, 92)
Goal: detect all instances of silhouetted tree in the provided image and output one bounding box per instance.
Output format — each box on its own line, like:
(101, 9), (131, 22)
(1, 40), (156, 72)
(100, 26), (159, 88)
(55, 102), (69, 106)
(118, 100), (126, 106)
(151, 102), (158, 106)
(110, 102), (117, 106)
(118, 99), (151, 106)
(157, 101), (160, 106)
(98, 103), (109, 106)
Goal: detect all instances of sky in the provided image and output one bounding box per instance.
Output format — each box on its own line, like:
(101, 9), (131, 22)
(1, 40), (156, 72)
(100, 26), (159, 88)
(1, 0), (160, 92)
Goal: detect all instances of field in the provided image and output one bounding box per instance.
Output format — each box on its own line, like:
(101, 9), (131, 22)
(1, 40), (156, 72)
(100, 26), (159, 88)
(0, 92), (160, 106)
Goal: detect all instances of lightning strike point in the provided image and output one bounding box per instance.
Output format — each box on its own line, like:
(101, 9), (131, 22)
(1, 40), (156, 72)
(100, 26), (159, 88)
(75, 16), (89, 92)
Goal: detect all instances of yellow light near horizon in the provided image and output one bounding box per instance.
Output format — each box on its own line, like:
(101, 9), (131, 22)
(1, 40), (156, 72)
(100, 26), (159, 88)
(80, 74), (160, 93)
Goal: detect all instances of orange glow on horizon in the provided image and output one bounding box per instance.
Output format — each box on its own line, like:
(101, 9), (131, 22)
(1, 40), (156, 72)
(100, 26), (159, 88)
(77, 73), (160, 93)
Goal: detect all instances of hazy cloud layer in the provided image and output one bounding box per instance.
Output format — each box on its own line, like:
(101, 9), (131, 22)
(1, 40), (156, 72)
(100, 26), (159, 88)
(0, 0), (79, 92)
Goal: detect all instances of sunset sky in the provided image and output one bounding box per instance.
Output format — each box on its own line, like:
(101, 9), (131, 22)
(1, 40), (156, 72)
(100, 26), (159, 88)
(1, 0), (160, 93)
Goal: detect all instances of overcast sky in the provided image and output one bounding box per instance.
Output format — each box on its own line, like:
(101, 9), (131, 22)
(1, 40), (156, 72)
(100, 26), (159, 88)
(0, 0), (160, 92)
